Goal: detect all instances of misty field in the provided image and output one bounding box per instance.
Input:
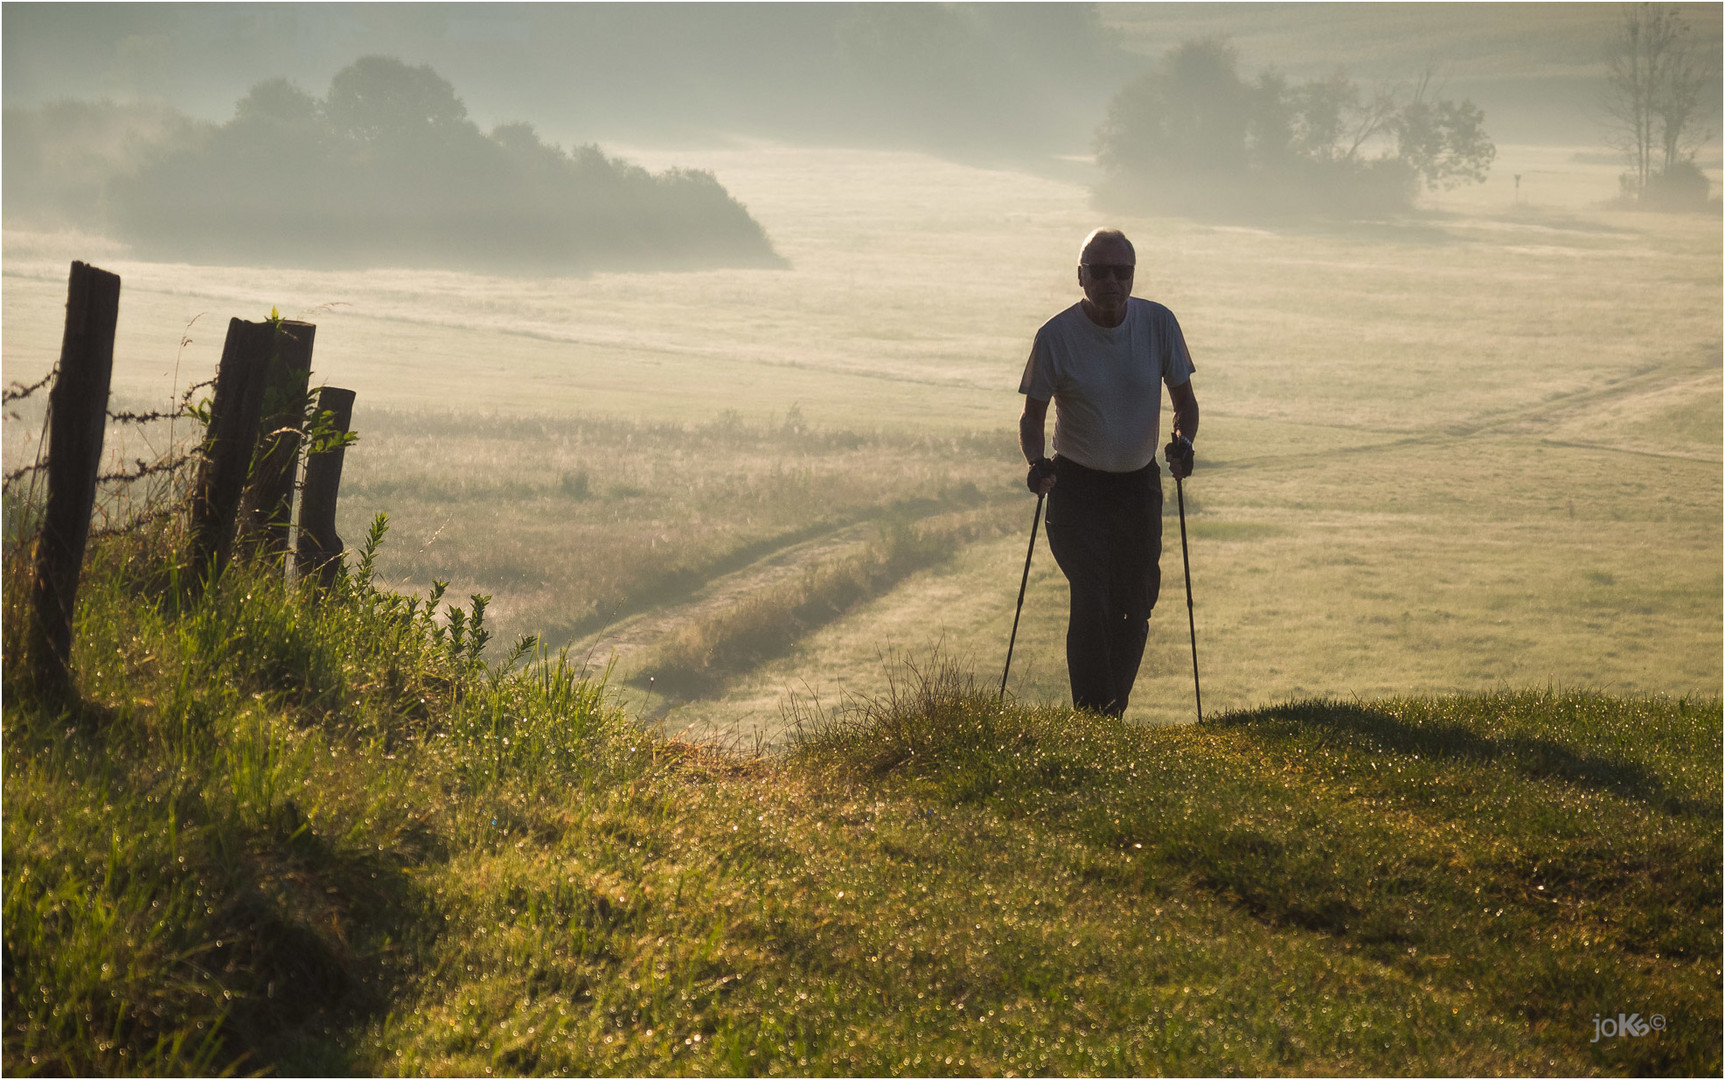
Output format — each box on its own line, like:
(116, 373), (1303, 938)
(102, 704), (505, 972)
(3, 143), (1719, 740)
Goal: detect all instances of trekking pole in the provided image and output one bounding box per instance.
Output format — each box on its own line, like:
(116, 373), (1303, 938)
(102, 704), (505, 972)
(999, 491), (1045, 700)
(1174, 474), (1202, 722)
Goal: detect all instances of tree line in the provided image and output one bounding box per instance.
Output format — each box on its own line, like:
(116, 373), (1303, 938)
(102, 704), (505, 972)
(1095, 6), (1716, 219)
(1092, 37), (1495, 219)
(4, 57), (783, 274)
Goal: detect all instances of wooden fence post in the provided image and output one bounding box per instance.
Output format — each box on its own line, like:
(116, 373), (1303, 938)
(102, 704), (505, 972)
(295, 386), (355, 591)
(188, 318), (275, 586)
(239, 320), (315, 563)
(28, 261), (121, 699)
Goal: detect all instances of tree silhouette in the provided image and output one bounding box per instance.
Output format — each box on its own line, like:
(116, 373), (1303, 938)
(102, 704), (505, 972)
(1602, 3), (1717, 207)
(99, 56), (782, 272)
(235, 78), (321, 126)
(324, 56), (468, 143)
(1095, 38), (1495, 217)
(1395, 74), (1496, 191)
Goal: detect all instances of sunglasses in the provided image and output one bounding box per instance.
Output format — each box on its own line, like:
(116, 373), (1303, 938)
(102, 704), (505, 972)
(1082, 263), (1135, 281)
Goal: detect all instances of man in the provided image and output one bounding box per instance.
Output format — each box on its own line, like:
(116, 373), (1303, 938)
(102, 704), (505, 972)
(1018, 228), (1199, 717)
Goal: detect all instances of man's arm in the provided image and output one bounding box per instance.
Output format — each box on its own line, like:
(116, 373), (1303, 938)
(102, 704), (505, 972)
(1019, 396), (1049, 463)
(1167, 380), (1199, 479)
(1019, 396), (1056, 495)
(1169, 380), (1199, 444)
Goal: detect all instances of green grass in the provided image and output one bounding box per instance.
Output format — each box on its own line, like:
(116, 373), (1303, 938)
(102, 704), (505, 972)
(5, 523), (1718, 1076)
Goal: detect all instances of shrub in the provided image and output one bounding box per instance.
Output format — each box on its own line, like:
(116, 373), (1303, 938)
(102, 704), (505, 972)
(1642, 160), (1716, 212)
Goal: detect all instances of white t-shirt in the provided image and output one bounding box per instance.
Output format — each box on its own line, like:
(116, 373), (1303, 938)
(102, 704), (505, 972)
(1018, 298), (1195, 473)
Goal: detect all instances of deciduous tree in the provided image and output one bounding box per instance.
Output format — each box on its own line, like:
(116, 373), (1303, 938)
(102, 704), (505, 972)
(1603, 3), (1717, 205)
(1395, 73), (1496, 191)
(1095, 39), (1494, 217)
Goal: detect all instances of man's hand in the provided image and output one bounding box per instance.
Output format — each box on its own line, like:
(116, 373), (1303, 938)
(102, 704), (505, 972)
(1026, 457), (1057, 495)
(1165, 435), (1194, 480)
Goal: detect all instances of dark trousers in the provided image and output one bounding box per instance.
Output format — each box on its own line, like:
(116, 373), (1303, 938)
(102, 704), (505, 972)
(1044, 457), (1162, 717)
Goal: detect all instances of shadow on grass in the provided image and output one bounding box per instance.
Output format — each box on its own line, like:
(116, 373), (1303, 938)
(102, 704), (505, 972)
(1216, 700), (1715, 819)
(5, 691), (439, 1076)
(219, 815), (439, 1074)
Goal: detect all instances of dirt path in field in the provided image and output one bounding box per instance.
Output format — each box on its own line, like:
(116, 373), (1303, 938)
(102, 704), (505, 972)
(1225, 359), (1720, 472)
(567, 521), (882, 673)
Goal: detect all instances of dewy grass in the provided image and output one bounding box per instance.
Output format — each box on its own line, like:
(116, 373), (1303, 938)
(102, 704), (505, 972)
(2, 517), (635, 1074)
(6, 511), (1718, 1075)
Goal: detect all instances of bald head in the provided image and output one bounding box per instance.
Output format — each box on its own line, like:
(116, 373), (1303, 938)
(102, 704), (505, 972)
(1079, 228), (1135, 265)
(1075, 228), (1135, 327)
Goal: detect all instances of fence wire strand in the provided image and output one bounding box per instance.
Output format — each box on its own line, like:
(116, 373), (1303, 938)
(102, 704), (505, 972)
(3, 372), (54, 404)
(5, 360), (211, 541)
(95, 453), (199, 486)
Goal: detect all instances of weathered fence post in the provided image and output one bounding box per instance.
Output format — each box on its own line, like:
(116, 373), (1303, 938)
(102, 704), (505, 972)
(28, 261), (121, 699)
(239, 320), (315, 562)
(295, 385), (355, 591)
(188, 318), (275, 586)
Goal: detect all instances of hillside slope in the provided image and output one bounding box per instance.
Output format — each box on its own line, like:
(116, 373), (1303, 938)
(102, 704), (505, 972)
(4, 527), (1719, 1076)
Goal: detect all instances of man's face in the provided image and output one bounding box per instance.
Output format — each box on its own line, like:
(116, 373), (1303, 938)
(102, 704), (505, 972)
(1078, 237), (1135, 310)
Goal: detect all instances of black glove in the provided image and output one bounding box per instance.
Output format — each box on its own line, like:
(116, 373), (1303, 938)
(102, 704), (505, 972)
(1026, 456), (1056, 494)
(1165, 434), (1194, 479)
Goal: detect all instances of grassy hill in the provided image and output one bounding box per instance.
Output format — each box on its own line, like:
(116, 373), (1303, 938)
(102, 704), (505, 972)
(4, 523), (1718, 1076)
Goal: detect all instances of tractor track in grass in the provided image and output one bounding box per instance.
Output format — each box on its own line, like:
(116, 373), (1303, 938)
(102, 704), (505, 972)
(566, 520), (883, 675)
(1213, 360), (1720, 473)
(566, 495), (1018, 699)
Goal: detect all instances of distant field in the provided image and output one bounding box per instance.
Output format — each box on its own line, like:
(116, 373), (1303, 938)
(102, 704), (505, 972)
(3, 143), (1719, 741)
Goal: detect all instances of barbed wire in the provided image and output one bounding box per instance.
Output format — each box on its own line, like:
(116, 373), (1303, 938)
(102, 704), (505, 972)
(177, 377), (215, 407)
(3, 371), (54, 404)
(3, 461), (43, 489)
(95, 452), (199, 486)
(5, 389), (211, 495)
(7, 319), (338, 544)
(88, 501), (183, 541)
(3, 371), (52, 496)
(108, 407), (185, 424)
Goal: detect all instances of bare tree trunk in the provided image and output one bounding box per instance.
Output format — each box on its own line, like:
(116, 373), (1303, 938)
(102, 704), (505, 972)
(1656, 21), (1711, 173)
(1603, 3), (1694, 200)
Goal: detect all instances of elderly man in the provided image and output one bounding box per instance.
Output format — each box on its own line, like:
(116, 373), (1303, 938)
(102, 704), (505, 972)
(1018, 228), (1199, 717)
